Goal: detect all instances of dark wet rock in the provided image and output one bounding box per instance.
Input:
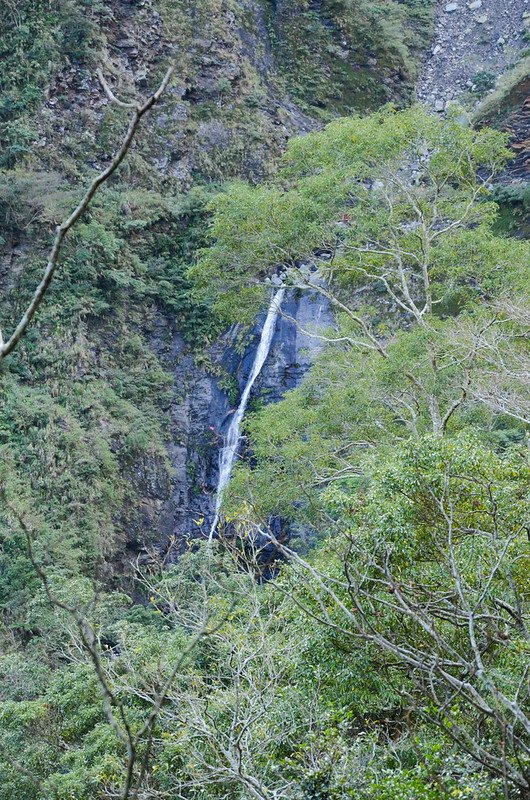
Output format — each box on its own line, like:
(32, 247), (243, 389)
(144, 290), (334, 556)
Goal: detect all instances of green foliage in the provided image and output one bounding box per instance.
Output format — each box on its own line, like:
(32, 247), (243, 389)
(471, 69), (497, 95)
(209, 107), (530, 798)
(196, 109), (528, 541)
(492, 181), (530, 235)
(0, 9), (528, 795)
(192, 106), (513, 322)
(0, 174), (222, 639)
(0, 533), (515, 798)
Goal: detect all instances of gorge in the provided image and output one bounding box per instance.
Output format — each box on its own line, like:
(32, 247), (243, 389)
(0, 1), (529, 798)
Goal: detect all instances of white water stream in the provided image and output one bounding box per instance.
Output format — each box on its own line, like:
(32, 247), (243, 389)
(209, 287), (285, 540)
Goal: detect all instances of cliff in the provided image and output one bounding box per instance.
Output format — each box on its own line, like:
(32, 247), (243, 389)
(0, 0), (435, 572)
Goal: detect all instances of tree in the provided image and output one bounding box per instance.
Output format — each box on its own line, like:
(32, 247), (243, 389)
(231, 435), (530, 796)
(190, 106), (530, 796)
(192, 106), (529, 440)
(0, 501), (303, 800)
(134, 553), (299, 800)
(1, 491), (220, 800)
(192, 107), (529, 534)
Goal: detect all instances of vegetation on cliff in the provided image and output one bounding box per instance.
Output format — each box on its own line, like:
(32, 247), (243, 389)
(1, 2), (529, 799)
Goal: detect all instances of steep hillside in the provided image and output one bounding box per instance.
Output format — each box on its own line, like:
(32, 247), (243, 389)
(1, 3), (530, 799)
(1, 0), (434, 183)
(0, 0), (436, 572)
(417, 0), (528, 111)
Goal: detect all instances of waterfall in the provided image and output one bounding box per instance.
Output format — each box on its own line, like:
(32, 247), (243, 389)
(209, 287), (285, 540)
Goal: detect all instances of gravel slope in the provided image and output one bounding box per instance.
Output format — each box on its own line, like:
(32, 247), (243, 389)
(417, 0), (529, 109)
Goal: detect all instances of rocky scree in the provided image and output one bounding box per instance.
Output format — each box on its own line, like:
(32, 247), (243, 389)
(417, 0), (529, 111)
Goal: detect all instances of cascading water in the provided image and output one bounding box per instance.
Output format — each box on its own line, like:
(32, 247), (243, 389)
(209, 287), (285, 540)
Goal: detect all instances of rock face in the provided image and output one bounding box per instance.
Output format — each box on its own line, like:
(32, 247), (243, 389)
(498, 92), (530, 180)
(262, 289), (335, 401)
(146, 289), (334, 555)
(151, 0), (530, 552)
(32, 0), (426, 188)
(474, 59), (530, 182)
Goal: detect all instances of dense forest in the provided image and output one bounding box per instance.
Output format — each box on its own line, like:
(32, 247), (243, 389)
(0, 1), (529, 798)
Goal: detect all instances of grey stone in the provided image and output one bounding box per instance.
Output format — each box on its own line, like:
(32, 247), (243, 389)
(197, 121), (230, 149)
(444, 2), (459, 11)
(150, 287), (337, 545)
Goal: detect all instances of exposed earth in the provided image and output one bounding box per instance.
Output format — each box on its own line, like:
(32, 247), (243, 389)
(417, 0), (529, 109)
